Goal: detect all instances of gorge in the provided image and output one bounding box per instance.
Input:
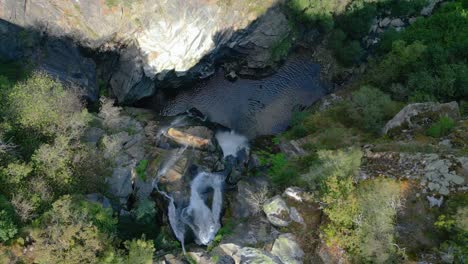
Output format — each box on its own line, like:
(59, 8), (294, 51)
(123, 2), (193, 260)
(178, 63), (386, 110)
(0, 1), (467, 264)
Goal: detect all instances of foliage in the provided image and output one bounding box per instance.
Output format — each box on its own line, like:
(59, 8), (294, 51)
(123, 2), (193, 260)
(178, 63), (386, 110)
(328, 30), (364, 66)
(305, 148), (362, 191)
(287, 0), (350, 32)
(32, 195), (117, 264)
(124, 237), (155, 264)
(355, 178), (403, 263)
(348, 86), (401, 134)
(426, 116), (456, 138)
(368, 1), (468, 102)
(0, 196), (18, 243)
(271, 37), (293, 62)
(136, 159), (149, 180)
(132, 198), (156, 225)
(435, 194), (468, 264)
(258, 152), (300, 187)
(6, 73), (88, 139)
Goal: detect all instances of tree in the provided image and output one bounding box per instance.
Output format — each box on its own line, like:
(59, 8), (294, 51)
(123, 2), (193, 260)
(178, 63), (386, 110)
(32, 195), (117, 264)
(124, 238), (155, 264)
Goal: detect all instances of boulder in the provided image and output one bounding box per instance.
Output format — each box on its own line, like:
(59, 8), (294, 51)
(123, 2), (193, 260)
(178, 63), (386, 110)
(223, 216), (279, 247)
(239, 248), (282, 264)
(217, 243), (242, 264)
(382, 102), (460, 135)
(318, 240), (350, 264)
(379, 17), (391, 27)
(107, 166), (133, 203)
(421, 0), (443, 16)
(232, 177), (270, 218)
(166, 127), (212, 149)
(263, 196), (291, 227)
(271, 233), (305, 264)
(390, 18), (405, 27)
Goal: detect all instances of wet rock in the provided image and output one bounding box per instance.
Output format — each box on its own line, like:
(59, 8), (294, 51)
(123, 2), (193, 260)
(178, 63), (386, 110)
(239, 247), (282, 264)
(271, 233), (305, 264)
(263, 196), (291, 227)
(226, 71), (238, 81)
(383, 102), (460, 135)
(166, 127), (212, 149)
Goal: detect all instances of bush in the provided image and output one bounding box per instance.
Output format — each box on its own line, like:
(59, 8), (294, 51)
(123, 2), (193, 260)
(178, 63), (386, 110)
(33, 195), (117, 264)
(0, 197), (18, 243)
(426, 116), (456, 138)
(349, 86), (401, 134)
(132, 198), (156, 225)
(288, 0), (350, 32)
(6, 73), (88, 138)
(124, 237), (155, 264)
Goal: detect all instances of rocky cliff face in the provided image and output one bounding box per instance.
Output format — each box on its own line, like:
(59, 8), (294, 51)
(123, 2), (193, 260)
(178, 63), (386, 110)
(0, 0), (292, 103)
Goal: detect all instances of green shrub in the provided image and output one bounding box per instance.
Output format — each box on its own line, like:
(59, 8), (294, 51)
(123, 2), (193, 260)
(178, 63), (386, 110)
(0, 196), (18, 243)
(287, 0), (350, 32)
(132, 198), (156, 225)
(349, 86), (401, 134)
(304, 148), (362, 190)
(426, 116), (456, 138)
(33, 195), (117, 264)
(257, 152), (300, 187)
(124, 237), (155, 264)
(136, 159), (149, 181)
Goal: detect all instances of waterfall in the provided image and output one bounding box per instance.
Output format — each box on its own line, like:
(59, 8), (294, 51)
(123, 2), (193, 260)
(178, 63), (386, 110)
(181, 172), (225, 245)
(215, 131), (249, 158)
(152, 146), (188, 253)
(153, 118), (248, 252)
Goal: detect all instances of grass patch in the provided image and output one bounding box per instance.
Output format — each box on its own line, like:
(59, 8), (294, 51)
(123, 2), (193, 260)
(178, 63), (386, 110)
(426, 116), (456, 138)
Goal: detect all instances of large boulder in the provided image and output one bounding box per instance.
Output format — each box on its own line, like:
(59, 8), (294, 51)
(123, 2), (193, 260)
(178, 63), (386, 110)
(271, 234), (305, 264)
(263, 196), (291, 227)
(382, 102), (460, 135)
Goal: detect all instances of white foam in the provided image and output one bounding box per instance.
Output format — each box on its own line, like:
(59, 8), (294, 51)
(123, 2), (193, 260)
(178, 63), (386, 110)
(215, 131), (249, 158)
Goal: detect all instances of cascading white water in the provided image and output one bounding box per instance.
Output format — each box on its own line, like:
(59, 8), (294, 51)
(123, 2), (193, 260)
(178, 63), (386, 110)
(152, 146), (188, 253)
(153, 117), (249, 252)
(181, 172), (225, 245)
(215, 131), (249, 158)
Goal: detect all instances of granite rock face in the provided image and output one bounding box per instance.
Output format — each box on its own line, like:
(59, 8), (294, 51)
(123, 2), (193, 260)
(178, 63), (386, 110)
(1, 0), (290, 103)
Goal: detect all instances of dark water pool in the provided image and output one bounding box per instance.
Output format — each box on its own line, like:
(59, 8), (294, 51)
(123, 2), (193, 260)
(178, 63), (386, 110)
(157, 54), (327, 138)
